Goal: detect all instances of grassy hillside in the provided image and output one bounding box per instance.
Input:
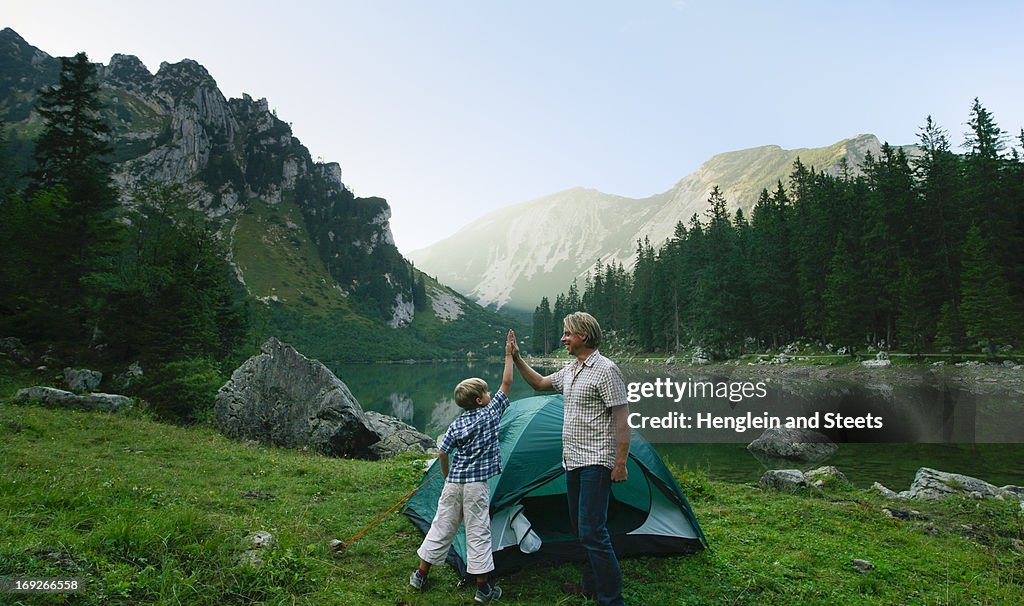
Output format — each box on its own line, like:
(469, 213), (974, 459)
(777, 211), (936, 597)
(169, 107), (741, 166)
(232, 195), (352, 315)
(1, 393), (1021, 605)
(231, 195), (520, 363)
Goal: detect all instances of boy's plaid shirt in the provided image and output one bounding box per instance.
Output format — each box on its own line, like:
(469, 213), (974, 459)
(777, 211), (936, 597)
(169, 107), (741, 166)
(439, 390), (510, 483)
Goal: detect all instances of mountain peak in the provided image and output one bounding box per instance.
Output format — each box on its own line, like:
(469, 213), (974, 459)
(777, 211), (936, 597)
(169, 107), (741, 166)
(103, 53), (153, 88)
(154, 58), (218, 92)
(0, 27), (51, 67)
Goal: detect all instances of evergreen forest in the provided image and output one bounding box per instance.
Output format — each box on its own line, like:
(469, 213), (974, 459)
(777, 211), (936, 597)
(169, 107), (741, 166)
(0, 53), (253, 422)
(533, 101), (1024, 359)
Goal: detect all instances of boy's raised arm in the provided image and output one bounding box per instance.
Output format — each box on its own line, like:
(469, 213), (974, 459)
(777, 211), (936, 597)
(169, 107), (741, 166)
(501, 329), (514, 394)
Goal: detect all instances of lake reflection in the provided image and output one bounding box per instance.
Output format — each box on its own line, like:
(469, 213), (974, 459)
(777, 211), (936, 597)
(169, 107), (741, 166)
(336, 361), (1024, 489)
(335, 360), (559, 439)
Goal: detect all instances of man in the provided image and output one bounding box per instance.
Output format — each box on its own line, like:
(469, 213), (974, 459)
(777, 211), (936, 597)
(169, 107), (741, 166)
(510, 311), (630, 606)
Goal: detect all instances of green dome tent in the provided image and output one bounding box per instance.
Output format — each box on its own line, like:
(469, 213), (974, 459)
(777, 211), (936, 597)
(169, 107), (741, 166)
(404, 394), (708, 577)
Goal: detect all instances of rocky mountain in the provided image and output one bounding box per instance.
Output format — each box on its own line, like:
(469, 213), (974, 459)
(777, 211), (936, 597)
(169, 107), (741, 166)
(409, 134), (919, 311)
(0, 28), (510, 360)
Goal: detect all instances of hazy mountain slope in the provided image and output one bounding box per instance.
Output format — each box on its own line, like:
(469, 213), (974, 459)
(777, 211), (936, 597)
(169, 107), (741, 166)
(410, 187), (663, 309)
(411, 135), (917, 311)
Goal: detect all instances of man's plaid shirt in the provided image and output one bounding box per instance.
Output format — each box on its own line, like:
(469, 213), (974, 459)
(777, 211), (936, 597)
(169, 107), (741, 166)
(438, 390), (510, 483)
(547, 350), (628, 470)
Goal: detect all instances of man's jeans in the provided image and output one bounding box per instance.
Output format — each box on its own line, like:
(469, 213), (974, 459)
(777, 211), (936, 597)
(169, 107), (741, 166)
(566, 465), (624, 606)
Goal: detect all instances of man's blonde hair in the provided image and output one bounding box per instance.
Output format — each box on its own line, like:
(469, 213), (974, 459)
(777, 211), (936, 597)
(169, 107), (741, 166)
(563, 311), (602, 348)
(454, 377), (489, 409)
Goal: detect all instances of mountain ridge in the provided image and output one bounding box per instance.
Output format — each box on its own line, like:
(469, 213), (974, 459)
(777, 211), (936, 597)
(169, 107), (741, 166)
(409, 134), (920, 311)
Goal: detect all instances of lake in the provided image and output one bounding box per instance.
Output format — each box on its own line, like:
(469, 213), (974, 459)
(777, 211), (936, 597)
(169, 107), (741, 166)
(335, 360), (1024, 490)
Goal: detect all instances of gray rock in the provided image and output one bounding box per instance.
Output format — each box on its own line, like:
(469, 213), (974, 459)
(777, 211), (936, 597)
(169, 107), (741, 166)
(246, 531), (275, 549)
(120, 361), (144, 388)
(364, 411), (435, 458)
(1000, 485), (1024, 499)
(747, 427), (837, 462)
(15, 386), (133, 412)
(691, 347), (711, 365)
(804, 465), (848, 488)
(63, 368), (103, 392)
(0, 337), (31, 365)
(898, 467), (1017, 501)
(852, 559), (875, 573)
(759, 469), (809, 492)
(214, 338), (379, 458)
(213, 338), (429, 459)
(240, 531), (275, 567)
(872, 482), (900, 499)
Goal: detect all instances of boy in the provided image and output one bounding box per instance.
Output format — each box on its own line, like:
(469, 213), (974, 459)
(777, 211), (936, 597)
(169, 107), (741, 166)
(409, 330), (515, 604)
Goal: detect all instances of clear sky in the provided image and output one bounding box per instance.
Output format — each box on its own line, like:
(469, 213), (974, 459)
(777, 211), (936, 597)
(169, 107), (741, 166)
(6, 1), (1023, 253)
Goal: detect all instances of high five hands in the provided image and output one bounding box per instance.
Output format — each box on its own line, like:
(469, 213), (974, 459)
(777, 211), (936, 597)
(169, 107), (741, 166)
(507, 329), (519, 358)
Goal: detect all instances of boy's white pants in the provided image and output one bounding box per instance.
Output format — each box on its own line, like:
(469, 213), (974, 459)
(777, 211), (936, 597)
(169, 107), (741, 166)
(417, 480), (494, 575)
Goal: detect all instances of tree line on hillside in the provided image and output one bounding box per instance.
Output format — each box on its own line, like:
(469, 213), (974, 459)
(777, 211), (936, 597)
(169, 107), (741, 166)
(0, 53), (251, 421)
(533, 101), (1024, 358)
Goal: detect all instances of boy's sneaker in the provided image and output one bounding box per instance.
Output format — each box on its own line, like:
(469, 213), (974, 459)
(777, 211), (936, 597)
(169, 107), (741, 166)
(474, 584), (502, 603)
(409, 569), (426, 591)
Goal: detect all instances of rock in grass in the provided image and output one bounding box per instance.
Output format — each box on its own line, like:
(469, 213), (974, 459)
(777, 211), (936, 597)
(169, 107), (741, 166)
(214, 338), (439, 460)
(759, 469), (809, 492)
(63, 367), (102, 392)
(899, 468), (1017, 501)
(804, 466), (848, 488)
(239, 531), (276, 567)
(872, 482), (900, 499)
(852, 559), (875, 573)
(15, 386), (133, 412)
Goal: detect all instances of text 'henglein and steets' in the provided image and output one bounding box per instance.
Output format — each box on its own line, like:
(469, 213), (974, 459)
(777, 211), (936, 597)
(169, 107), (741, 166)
(624, 378), (884, 433)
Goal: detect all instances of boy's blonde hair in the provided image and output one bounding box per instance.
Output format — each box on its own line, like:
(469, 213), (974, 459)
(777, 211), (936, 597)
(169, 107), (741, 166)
(563, 311), (602, 348)
(454, 377), (489, 409)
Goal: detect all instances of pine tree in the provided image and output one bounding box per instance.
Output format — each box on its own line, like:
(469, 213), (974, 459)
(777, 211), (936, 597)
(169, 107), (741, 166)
(101, 184), (242, 351)
(911, 116), (964, 321)
(629, 238), (657, 349)
(412, 272), (428, 311)
(823, 235), (866, 354)
(895, 260), (932, 354)
(962, 99), (1020, 298)
(862, 145), (914, 345)
(958, 224), (1019, 350)
(532, 297), (553, 355)
(28, 52), (121, 343)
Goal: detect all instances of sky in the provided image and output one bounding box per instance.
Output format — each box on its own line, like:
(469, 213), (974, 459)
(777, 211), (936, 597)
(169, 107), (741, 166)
(6, 1), (1024, 253)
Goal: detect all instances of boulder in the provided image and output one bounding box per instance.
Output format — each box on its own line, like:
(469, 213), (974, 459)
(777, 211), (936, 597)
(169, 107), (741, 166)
(747, 427), (837, 463)
(214, 338), (431, 459)
(63, 368), (103, 392)
(897, 467), (1018, 501)
(804, 465), (848, 488)
(364, 411), (435, 459)
(214, 338), (379, 458)
(759, 466), (849, 493)
(15, 386), (133, 412)
(759, 469), (809, 492)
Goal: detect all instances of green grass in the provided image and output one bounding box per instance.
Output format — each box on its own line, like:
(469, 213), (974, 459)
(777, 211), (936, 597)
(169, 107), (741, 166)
(1, 400), (1021, 605)
(232, 195), (353, 316)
